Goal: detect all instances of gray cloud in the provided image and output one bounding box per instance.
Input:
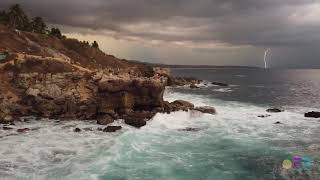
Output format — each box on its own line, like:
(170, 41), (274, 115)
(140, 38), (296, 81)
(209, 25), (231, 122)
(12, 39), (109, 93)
(1, 0), (320, 67)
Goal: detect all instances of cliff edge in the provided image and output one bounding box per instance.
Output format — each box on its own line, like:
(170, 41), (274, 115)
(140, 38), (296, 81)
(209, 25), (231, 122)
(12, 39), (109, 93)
(0, 24), (166, 127)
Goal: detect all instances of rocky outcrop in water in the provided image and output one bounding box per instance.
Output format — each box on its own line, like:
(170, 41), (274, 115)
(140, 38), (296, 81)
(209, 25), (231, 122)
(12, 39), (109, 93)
(167, 76), (202, 86)
(211, 82), (229, 87)
(0, 23), (217, 128)
(266, 108), (284, 113)
(304, 111), (320, 118)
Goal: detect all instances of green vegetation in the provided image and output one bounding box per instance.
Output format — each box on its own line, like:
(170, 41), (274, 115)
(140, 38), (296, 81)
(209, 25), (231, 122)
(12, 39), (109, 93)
(0, 4), (100, 49)
(49, 28), (62, 39)
(31, 17), (47, 34)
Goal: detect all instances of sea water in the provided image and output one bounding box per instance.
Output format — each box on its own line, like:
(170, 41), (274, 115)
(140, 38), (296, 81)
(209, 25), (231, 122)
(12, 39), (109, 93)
(0, 68), (320, 180)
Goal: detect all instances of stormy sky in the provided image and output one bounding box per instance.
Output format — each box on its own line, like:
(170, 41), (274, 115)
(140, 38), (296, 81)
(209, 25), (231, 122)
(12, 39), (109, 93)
(1, 0), (320, 68)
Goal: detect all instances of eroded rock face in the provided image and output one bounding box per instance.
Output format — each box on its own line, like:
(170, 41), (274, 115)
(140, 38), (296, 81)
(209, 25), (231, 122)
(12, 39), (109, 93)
(0, 69), (166, 126)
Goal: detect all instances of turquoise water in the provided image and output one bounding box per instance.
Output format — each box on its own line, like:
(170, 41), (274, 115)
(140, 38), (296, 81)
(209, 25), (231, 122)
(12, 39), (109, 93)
(1, 90), (319, 179)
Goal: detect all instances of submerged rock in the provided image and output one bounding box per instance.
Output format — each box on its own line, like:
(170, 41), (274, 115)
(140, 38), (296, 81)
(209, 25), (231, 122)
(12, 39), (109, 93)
(258, 114), (271, 118)
(304, 111), (320, 118)
(274, 121), (282, 124)
(83, 127), (93, 131)
(211, 82), (228, 87)
(178, 127), (201, 132)
(193, 106), (216, 115)
(74, 128), (81, 132)
(103, 126), (122, 132)
(17, 128), (30, 133)
(266, 108), (284, 113)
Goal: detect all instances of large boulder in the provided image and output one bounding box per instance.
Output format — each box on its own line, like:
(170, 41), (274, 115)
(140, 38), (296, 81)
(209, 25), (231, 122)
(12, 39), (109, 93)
(124, 118), (146, 128)
(305, 111), (320, 118)
(192, 106), (216, 115)
(122, 111), (156, 128)
(171, 100), (194, 111)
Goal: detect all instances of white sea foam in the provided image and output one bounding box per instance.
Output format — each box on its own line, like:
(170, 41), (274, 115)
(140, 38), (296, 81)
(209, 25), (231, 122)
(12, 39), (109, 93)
(212, 88), (233, 92)
(0, 90), (319, 179)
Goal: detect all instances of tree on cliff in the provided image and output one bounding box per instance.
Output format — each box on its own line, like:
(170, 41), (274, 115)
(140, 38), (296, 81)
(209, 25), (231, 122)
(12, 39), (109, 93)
(6, 4), (30, 31)
(92, 41), (99, 49)
(49, 28), (62, 39)
(0, 11), (7, 24)
(31, 17), (47, 34)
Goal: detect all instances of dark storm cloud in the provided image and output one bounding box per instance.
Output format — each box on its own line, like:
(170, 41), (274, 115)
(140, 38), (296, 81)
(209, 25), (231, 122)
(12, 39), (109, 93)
(1, 0), (320, 67)
(0, 0), (319, 47)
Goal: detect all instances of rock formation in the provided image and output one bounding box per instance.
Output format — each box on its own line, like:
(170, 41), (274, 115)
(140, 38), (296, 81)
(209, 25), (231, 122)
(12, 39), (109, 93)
(0, 23), (216, 128)
(0, 24), (166, 127)
(305, 111), (320, 118)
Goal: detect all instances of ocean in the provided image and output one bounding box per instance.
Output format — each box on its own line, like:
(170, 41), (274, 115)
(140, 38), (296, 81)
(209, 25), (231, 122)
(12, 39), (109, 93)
(1, 68), (320, 180)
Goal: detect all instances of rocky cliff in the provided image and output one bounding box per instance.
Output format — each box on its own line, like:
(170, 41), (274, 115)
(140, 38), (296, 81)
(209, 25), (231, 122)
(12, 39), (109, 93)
(0, 24), (166, 126)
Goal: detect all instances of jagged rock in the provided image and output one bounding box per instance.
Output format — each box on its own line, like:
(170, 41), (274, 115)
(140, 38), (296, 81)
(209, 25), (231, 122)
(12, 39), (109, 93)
(97, 114), (114, 125)
(211, 82), (228, 87)
(103, 126), (122, 132)
(74, 128), (81, 132)
(305, 111), (320, 118)
(163, 100), (195, 113)
(193, 106), (216, 115)
(266, 108), (284, 113)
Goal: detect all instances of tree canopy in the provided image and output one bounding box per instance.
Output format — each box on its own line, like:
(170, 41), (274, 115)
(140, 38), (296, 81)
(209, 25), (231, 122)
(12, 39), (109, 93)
(31, 17), (47, 34)
(6, 4), (30, 31)
(49, 28), (62, 39)
(0, 4), (101, 49)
